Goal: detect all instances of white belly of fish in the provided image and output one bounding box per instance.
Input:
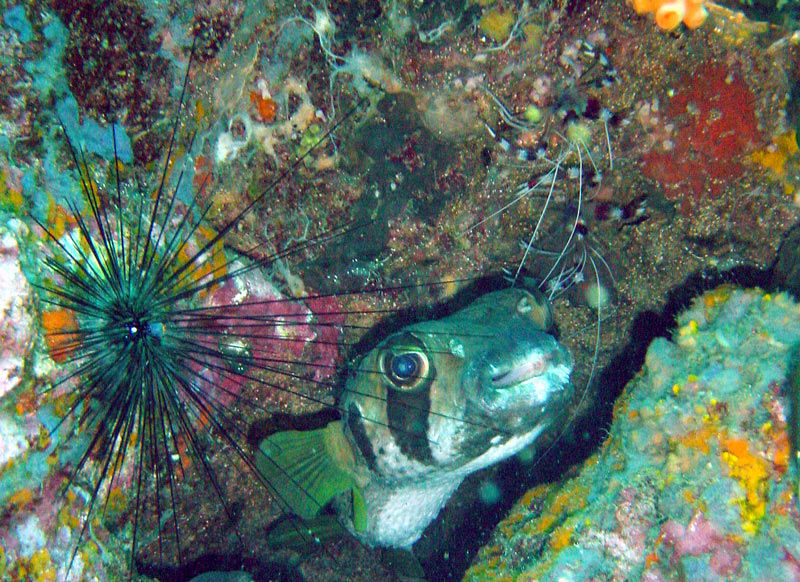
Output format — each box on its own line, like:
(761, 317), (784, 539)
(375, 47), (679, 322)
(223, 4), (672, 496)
(354, 422), (548, 548)
(360, 477), (463, 548)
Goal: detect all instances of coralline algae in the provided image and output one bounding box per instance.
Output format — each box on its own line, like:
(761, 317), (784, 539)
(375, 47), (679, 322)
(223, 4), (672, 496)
(466, 286), (800, 581)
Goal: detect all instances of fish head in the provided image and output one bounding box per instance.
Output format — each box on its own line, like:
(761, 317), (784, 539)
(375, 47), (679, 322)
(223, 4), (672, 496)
(341, 287), (573, 480)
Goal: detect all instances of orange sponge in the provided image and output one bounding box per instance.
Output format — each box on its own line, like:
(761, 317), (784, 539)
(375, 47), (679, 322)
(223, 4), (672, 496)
(632, 0), (707, 31)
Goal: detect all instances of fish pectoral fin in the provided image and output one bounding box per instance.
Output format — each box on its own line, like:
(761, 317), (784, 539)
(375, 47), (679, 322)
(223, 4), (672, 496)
(256, 422), (355, 520)
(352, 485), (367, 532)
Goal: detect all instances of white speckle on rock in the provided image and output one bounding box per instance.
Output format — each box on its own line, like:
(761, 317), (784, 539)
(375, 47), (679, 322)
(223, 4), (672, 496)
(14, 514), (46, 558)
(0, 225), (34, 399)
(0, 413), (28, 466)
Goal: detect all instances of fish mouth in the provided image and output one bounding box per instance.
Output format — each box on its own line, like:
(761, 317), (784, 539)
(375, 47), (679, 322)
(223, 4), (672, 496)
(489, 352), (549, 388)
(473, 337), (573, 418)
(487, 344), (571, 390)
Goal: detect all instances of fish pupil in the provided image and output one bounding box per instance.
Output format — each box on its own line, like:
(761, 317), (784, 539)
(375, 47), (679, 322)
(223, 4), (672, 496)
(391, 353), (418, 379)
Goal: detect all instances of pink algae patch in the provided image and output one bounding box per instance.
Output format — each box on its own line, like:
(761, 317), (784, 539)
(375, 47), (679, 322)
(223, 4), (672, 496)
(640, 63), (761, 215)
(659, 511), (742, 576)
(182, 273), (344, 411)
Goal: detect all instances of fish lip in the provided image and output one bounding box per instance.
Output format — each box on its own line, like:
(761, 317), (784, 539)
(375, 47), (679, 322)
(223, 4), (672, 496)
(485, 344), (572, 391)
(489, 354), (547, 388)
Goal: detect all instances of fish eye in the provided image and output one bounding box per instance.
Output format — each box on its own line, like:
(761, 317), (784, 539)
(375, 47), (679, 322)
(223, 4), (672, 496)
(381, 350), (429, 389)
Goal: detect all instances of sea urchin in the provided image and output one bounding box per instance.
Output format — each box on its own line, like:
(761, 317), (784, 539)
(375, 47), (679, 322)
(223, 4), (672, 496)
(31, 44), (362, 577)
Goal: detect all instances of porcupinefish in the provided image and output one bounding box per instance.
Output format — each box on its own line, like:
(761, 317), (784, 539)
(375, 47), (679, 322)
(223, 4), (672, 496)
(256, 286), (573, 549)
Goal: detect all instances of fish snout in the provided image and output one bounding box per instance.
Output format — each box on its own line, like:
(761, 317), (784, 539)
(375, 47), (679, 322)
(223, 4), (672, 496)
(475, 333), (573, 412)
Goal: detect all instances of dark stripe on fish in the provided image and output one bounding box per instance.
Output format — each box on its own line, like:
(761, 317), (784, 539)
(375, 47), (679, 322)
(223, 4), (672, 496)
(386, 372), (435, 465)
(347, 403), (378, 472)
